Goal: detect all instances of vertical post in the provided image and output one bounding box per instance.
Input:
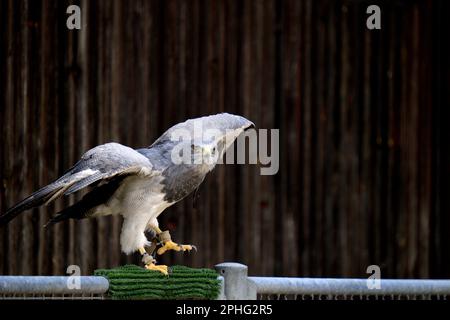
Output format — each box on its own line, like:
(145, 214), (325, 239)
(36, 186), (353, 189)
(215, 263), (257, 300)
(216, 276), (226, 300)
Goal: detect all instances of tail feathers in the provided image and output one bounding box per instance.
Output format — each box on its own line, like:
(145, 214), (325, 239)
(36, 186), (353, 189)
(0, 183), (63, 226)
(3, 172), (126, 228)
(0, 166), (98, 226)
(45, 176), (127, 227)
(44, 203), (85, 228)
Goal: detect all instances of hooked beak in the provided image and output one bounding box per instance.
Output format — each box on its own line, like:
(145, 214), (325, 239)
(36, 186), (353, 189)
(244, 121), (256, 131)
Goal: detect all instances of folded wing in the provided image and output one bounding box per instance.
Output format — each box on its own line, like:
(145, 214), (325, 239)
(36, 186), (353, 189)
(0, 142), (153, 225)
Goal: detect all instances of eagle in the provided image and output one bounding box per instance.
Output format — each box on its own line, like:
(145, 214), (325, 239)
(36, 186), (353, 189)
(0, 113), (254, 274)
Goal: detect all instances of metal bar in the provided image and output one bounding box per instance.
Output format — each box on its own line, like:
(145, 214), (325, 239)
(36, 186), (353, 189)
(216, 276), (226, 300)
(249, 277), (450, 296)
(0, 276), (109, 295)
(3, 264), (450, 299)
(215, 263), (257, 300)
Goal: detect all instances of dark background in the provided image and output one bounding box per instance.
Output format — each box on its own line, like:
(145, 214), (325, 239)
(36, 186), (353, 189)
(0, 0), (449, 278)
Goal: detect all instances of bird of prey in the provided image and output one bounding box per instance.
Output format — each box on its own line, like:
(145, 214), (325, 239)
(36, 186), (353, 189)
(0, 113), (254, 274)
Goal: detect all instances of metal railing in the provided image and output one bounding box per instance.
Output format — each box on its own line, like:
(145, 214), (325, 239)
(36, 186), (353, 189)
(1, 263), (450, 300)
(0, 276), (109, 299)
(214, 263), (450, 300)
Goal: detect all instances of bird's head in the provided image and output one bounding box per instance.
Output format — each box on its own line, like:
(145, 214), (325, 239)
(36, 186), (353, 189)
(157, 113), (255, 169)
(188, 142), (220, 168)
(190, 113), (255, 168)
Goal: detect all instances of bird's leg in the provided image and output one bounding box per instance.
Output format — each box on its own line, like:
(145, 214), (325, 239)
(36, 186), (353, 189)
(138, 247), (168, 275)
(144, 229), (162, 258)
(145, 237), (158, 257)
(149, 227), (196, 256)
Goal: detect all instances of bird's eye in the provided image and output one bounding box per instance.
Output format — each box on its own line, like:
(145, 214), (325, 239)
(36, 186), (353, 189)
(212, 147), (216, 154)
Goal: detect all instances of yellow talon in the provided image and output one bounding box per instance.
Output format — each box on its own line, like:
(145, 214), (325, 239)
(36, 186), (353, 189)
(145, 263), (169, 276)
(157, 240), (194, 255)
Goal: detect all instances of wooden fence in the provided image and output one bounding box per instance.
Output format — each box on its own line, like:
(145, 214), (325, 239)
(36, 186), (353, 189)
(0, 0), (449, 278)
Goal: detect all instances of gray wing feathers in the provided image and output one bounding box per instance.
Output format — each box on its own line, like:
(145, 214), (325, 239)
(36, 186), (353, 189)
(60, 143), (153, 196)
(0, 142), (153, 225)
(64, 165), (149, 195)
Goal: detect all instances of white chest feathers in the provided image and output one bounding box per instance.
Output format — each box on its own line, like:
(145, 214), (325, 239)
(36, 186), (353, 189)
(110, 174), (173, 254)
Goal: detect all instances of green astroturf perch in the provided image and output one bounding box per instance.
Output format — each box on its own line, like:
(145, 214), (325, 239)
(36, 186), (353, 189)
(95, 265), (221, 300)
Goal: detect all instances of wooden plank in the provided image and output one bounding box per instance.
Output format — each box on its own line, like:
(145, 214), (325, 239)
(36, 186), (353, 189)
(0, 0), (446, 279)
